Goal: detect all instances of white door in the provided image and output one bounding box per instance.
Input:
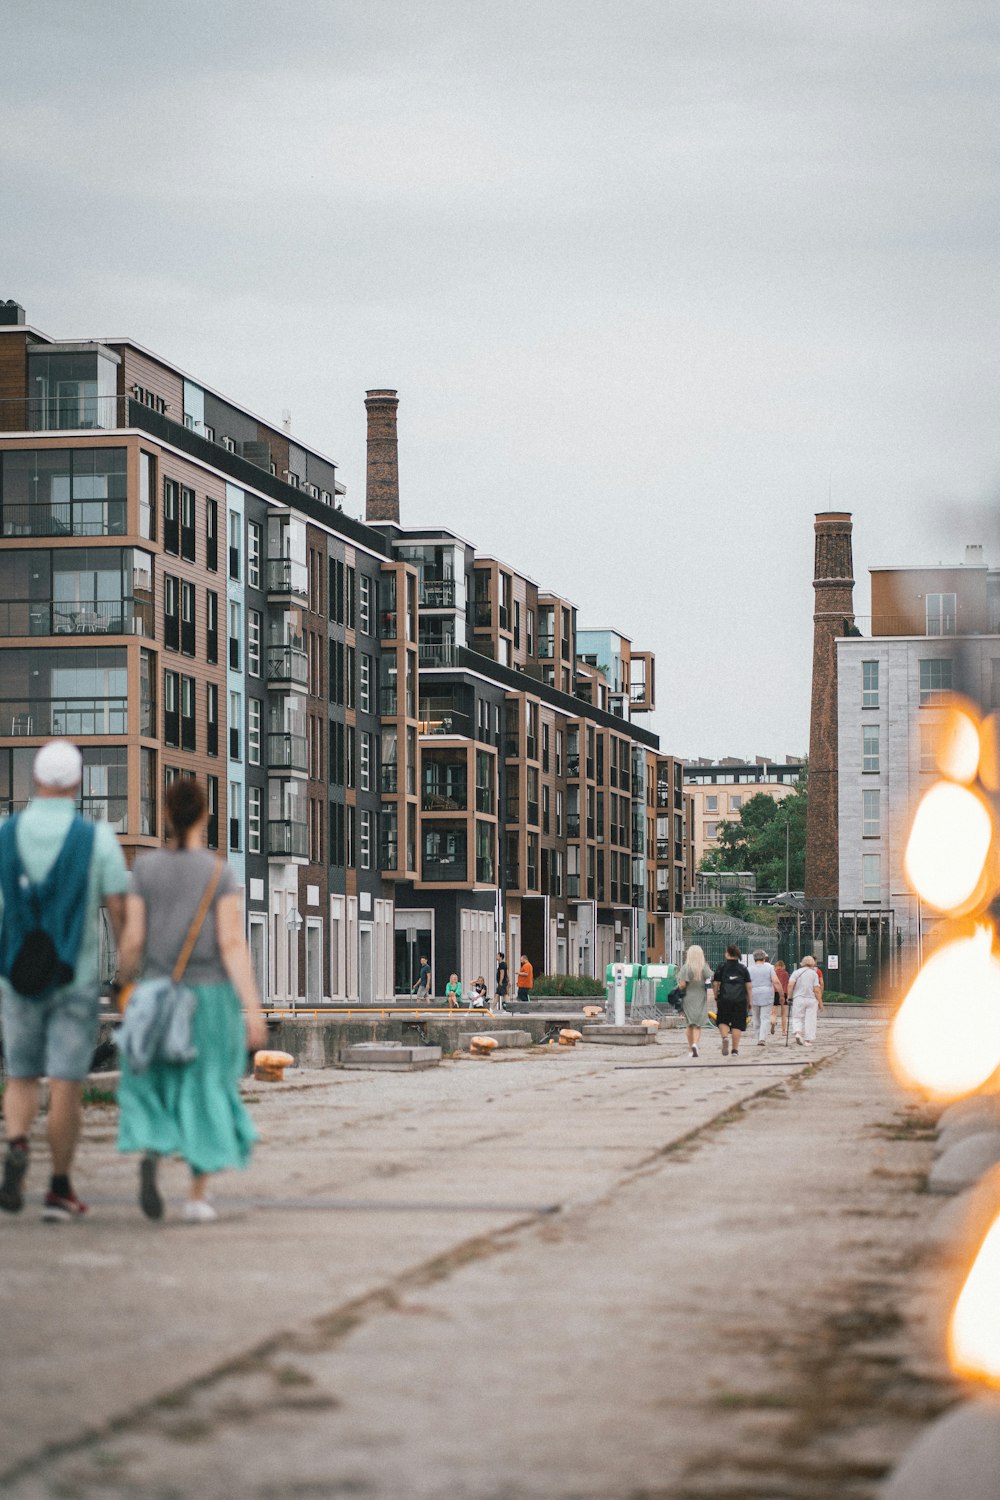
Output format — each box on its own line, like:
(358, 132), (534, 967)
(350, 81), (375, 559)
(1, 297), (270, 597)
(305, 919), (322, 1004)
(359, 923), (374, 1003)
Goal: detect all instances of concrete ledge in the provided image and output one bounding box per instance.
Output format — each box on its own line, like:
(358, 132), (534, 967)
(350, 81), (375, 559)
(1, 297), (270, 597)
(340, 1043), (442, 1071)
(581, 1024), (658, 1046)
(461, 1030), (533, 1050)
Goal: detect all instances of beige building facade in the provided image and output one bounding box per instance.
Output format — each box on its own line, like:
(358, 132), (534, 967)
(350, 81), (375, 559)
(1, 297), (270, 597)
(684, 758), (804, 873)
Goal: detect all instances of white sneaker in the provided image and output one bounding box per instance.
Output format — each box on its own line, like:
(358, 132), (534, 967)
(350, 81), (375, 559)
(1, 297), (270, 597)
(756, 1040), (765, 1047)
(794, 1033), (804, 1046)
(182, 1199), (218, 1224)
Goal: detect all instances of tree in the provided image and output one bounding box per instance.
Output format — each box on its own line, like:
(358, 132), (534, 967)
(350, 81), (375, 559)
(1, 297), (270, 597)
(700, 772), (808, 891)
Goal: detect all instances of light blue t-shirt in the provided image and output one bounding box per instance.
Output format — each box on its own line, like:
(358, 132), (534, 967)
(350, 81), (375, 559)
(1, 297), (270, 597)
(0, 797), (130, 991)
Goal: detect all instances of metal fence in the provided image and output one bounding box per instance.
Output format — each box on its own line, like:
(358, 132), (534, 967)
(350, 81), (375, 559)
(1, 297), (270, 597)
(683, 908), (896, 999)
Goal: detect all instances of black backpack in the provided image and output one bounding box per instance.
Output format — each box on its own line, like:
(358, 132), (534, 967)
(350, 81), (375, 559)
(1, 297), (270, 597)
(718, 965), (748, 1006)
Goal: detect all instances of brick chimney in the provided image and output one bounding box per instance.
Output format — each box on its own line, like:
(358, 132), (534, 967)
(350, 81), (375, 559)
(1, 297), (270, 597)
(804, 511), (855, 910)
(365, 389), (400, 523)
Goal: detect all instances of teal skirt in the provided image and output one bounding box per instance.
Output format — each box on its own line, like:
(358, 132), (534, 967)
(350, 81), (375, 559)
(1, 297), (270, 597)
(117, 981), (258, 1176)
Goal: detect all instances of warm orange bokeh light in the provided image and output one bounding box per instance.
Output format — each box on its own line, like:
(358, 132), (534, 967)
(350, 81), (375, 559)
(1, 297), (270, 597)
(890, 926), (1000, 1099)
(904, 781), (993, 913)
(949, 1208), (1000, 1386)
(936, 703), (981, 784)
(979, 712), (1000, 793)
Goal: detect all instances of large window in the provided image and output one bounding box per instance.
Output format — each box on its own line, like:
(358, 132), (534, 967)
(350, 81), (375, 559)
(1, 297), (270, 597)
(862, 724), (880, 773)
(0, 547), (152, 638)
(422, 822), (467, 881)
(862, 787), (880, 838)
(0, 646), (127, 737)
(862, 660), (879, 709)
(862, 853), (881, 903)
(0, 744), (127, 830)
(1, 448), (126, 537)
(919, 658), (952, 705)
(27, 348), (118, 430)
(926, 593), (956, 637)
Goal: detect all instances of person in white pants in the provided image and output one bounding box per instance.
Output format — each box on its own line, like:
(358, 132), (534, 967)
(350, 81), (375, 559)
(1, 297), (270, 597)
(787, 954), (823, 1045)
(747, 949), (782, 1046)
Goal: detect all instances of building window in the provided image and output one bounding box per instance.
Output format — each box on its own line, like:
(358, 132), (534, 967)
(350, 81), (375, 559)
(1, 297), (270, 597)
(163, 480), (179, 554)
(919, 723), (936, 773)
(164, 669), (179, 747)
(248, 785), (261, 854)
(206, 590), (218, 664)
(228, 600), (241, 670)
(248, 697), (261, 766)
(862, 787), (880, 838)
(359, 574), (371, 635)
(359, 731), (370, 792)
(181, 580), (195, 655)
(206, 498), (218, 572)
(228, 510), (241, 580)
(180, 487), (195, 561)
(139, 452), (156, 540)
(360, 808), (371, 870)
(229, 780), (241, 851)
(229, 690), (241, 760)
(862, 852), (881, 903)
(862, 660), (879, 708)
(247, 521), (261, 590)
(346, 646), (355, 710)
(206, 682), (218, 756)
(919, 657), (952, 705)
(207, 775), (219, 849)
(926, 593), (956, 637)
(247, 608), (261, 677)
(705, 794), (718, 813)
(862, 724), (880, 774)
(730, 794), (742, 811)
(705, 821), (717, 840)
(163, 574), (179, 651)
(359, 652), (371, 714)
(180, 675), (195, 751)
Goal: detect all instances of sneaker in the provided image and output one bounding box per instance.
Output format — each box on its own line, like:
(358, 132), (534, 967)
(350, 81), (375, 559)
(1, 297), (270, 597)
(182, 1199), (217, 1224)
(721, 1036), (730, 1056)
(756, 1040), (766, 1047)
(139, 1153), (163, 1221)
(0, 1140), (29, 1214)
(690, 1045), (699, 1058)
(794, 1033), (804, 1046)
(731, 1050), (740, 1059)
(41, 1190), (88, 1222)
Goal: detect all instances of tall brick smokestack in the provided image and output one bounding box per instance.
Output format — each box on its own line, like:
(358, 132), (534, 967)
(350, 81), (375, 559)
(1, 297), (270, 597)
(805, 511), (855, 910)
(365, 389), (400, 523)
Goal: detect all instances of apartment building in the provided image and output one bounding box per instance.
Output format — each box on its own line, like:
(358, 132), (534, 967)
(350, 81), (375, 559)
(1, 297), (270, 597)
(684, 758), (804, 869)
(0, 300), (690, 997)
(837, 546), (1000, 948)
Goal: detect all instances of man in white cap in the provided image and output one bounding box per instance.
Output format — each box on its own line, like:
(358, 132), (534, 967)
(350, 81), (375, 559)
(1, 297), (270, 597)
(0, 740), (128, 1221)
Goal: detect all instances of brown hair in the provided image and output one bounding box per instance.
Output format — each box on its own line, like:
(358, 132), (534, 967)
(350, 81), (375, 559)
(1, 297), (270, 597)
(165, 777), (206, 842)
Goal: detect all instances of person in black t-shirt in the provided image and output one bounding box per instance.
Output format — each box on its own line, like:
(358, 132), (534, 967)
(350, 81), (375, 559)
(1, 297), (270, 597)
(712, 944), (752, 1058)
(495, 953), (509, 1010)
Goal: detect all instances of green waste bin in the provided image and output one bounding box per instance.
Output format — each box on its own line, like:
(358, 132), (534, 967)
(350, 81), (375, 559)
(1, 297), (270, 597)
(604, 962), (642, 1010)
(641, 963), (678, 1005)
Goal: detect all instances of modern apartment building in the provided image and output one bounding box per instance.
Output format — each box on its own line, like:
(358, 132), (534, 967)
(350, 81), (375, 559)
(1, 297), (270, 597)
(685, 758), (804, 870)
(0, 299), (689, 997)
(837, 546), (1000, 949)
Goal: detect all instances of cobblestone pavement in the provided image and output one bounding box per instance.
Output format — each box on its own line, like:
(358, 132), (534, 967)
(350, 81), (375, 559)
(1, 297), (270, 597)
(0, 1022), (958, 1498)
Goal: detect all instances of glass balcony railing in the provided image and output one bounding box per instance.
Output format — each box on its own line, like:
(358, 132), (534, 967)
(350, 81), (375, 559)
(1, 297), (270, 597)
(267, 645), (308, 685)
(268, 819), (308, 858)
(267, 732), (308, 771)
(418, 642), (458, 668)
(419, 579), (456, 609)
(422, 782), (467, 812)
(565, 812), (581, 838)
(0, 599), (150, 638)
(422, 851), (468, 882)
(266, 558), (308, 598)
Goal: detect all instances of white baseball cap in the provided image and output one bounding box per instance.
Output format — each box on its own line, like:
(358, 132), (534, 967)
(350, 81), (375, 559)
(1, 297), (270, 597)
(33, 739), (83, 790)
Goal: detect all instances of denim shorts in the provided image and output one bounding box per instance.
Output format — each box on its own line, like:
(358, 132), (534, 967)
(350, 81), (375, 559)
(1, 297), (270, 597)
(0, 984), (100, 1081)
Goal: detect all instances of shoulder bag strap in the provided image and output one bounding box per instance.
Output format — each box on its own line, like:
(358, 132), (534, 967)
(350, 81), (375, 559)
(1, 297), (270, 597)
(171, 859), (225, 985)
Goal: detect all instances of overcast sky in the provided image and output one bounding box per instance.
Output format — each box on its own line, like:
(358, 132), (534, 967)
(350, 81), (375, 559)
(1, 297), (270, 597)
(3, 1), (999, 760)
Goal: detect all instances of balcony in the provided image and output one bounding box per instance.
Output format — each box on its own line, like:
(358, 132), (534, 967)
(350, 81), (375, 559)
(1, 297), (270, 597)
(380, 762), (398, 793)
(267, 732), (308, 772)
(418, 642), (459, 669)
(267, 645), (308, 686)
(0, 599), (149, 638)
(473, 601), (492, 629)
(380, 609), (397, 640)
(566, 812), (581, 838)
(419, 579), (456, 609)
(476, 783), (494, 815)
(266, 558), (308, 599)
(268, 819), (308, 859)
(567, 874), (580, 899)
(566, 754), (581, 777)
(422, 851), (468, 882)
(476, 856), (495, 884)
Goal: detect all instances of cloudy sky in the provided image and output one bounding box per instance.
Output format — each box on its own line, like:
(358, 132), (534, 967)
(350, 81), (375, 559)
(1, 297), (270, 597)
(3, 1), (999, 760)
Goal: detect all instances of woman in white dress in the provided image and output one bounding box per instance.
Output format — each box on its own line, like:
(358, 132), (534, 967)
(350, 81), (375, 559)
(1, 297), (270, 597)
(787, 954), (824, 1046)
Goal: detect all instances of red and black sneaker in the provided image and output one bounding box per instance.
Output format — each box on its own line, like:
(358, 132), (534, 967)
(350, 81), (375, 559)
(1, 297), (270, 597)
(0, 1140), (30, 1213)
(41, 1189), (88, 1223)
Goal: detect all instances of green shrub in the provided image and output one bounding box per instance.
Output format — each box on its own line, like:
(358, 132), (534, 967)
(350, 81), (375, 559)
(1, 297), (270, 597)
(532, 974), (606, 997)
(822, 990), (869, 1005)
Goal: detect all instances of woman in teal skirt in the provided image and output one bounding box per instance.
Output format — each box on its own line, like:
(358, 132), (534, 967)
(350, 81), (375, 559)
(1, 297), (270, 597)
(116, 779), (267, 1222)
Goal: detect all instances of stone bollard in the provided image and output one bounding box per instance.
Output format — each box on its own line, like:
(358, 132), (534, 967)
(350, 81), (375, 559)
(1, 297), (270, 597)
(254, 1049), (295, 1082)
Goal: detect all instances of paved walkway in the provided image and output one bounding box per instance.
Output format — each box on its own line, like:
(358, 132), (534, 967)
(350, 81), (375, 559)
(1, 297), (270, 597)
(0, 1022), (955, 1498)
